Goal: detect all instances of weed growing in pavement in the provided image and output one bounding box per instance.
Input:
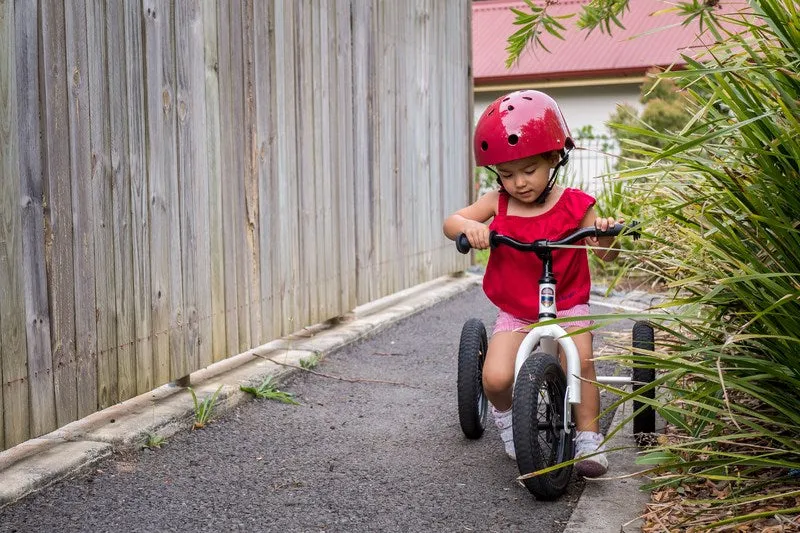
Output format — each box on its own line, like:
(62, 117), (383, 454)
(143, 433), (166, 449)
(188, 385), (222, 429)
(299, 353), (321, 370)
(240, 376), (300, 405)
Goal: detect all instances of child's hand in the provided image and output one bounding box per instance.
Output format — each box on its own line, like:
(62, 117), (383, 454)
(589, 216), (624, 262)
(594, 216), (622, 233)
(463, 220), (491, 250)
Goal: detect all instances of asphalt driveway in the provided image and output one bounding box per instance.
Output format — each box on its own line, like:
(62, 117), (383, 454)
(0, 283), (634, 533)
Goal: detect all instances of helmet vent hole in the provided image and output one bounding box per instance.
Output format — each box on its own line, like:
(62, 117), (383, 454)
(507, 134), (519, 145)
(487, 109), (494, 116)
(481, 141), (489, 151)
(507, 105), (514, 111)
(502, 97), (510, 102)
(522, 96), (532, 100)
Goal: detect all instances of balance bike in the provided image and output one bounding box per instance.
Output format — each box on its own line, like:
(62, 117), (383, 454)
(455, 224), (655, 500)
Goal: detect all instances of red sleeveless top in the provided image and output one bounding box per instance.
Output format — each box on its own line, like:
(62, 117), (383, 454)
(483, 188), (595, 321)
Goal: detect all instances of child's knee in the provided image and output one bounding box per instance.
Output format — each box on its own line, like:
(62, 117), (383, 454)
(580, 357), (597, 379)
(482, 366), (513, 396)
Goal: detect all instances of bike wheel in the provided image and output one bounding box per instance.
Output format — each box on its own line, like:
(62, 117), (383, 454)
(457, 318), (488, 439)
(632, 321), (657, 446)
(513, 353), (574, 500)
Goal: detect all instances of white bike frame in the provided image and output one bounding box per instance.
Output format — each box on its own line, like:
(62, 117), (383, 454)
(511, 257), (633, 429)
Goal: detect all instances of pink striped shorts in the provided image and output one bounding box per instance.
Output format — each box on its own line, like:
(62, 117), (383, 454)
(493, 304), (593, 335)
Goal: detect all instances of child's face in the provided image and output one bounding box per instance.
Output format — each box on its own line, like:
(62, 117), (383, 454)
(495, 153), (558, 203)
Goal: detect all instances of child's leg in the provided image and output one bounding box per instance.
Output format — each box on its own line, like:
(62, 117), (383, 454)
(565, 329), (600, 432)
(483, 330), (525, 459)
(563, 327), (608, 478)
(482, 330), (526, 411)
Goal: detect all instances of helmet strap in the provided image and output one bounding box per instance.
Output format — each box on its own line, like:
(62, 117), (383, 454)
(485, 148), (572, 201)
(534, 149), (571, 205)
(485, 166), (503, 190)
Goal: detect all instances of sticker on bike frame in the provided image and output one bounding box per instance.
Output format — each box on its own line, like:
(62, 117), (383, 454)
(541, 287), (555, 307)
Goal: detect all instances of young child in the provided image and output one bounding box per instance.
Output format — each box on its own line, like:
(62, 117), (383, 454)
(443, 89), (621, 478)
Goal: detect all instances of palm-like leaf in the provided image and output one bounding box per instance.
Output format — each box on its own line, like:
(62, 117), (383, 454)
(602, 1), (800, 528)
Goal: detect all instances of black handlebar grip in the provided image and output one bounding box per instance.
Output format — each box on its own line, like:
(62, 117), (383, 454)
(594, 223), (625, 238)
(456, 234), (471, 254)
(628, 221), (641, 240)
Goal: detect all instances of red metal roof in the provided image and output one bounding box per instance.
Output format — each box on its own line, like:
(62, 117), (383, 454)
(473, 0), (728, 85)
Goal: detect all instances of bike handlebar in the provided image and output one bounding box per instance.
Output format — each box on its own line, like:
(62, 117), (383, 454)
(455, 222), (640, 254)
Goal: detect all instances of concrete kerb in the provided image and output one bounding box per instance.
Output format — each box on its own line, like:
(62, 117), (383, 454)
(0, 272), (482, 508)
(566, 284), (661, 532)
(563, 401), (652, 533)
(590, 285), (667, 312)
(0, 440), (114, 506)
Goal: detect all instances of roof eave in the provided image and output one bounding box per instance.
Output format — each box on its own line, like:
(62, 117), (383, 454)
(474, 63), (686, 91)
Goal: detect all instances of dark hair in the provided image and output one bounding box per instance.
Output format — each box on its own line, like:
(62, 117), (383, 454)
(491, 150), (563, 189)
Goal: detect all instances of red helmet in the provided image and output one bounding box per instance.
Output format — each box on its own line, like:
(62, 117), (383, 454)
(474, 90), (574, 167)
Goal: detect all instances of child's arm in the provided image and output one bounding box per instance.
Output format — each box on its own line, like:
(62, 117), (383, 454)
(580, 207), (622, 262)
(443, 191), (498, 250)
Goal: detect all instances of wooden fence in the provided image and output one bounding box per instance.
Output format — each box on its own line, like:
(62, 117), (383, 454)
(0, 0), (472, 451)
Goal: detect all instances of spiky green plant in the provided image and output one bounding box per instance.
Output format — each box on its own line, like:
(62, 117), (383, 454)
(607, 70), (693, 172)
(240, 376), (300, 405)
(604, 2), (800, 529)
(508, 1), (800, 529)
(188, 385), (222, 430)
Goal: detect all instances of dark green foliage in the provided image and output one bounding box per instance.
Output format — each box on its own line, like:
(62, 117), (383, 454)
(506, 1), (800, 527)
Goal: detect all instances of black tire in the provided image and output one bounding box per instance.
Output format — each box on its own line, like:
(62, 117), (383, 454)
(632, 321), (657, 446)
(457, 318), (488, 439)
(513, 353), (574, 500)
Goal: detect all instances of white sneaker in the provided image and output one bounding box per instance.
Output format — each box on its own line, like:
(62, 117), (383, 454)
(574, 431), (609, 478)
(491, 406), (515, 460)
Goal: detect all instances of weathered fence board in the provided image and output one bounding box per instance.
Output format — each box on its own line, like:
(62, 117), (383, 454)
(163, 2), (186, 384)
(230, 1), (252, 352)
(229, 1), (253, 352)
(175, 0), (208, 377)
(216, 1), (240, 356)
(243, 1), (261, 348)
(274, 0), (300, 338)
(295, 0), (313, 329)
(87, 0), (118, 410)
(201, 0), (226, 364)
(14, 0), (57, 438)
(351, 0), (373, 304)
(65, 0), (99, 420)
(312, 0), (326, 324)
(124, 0), (154, 394)
(335, 0), (356, 313)
(253, 0), (276, 344)
(143, 0), (169, 382)
(0, 0), (8, 451)
(1, 0), (470, 450)
(107, 0), (136, 401)
(1, 0), (29, 448)
(41, 1), (79, 428)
